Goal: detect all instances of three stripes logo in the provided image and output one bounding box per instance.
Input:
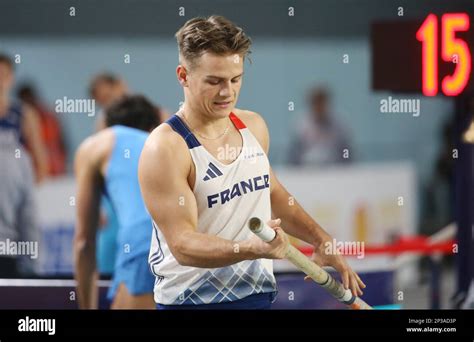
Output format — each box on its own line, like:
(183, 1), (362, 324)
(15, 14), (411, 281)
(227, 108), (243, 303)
(203, 162), (223, 181)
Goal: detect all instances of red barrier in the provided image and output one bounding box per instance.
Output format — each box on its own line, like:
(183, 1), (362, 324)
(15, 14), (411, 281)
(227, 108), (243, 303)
(298, 236), (456, 257)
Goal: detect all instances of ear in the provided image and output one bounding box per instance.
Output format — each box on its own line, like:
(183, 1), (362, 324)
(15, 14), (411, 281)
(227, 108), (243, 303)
(176, 65), (188, 87)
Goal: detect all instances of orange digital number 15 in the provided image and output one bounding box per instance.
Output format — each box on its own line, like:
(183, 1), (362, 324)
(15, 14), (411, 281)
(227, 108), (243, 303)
(416, 13), (471, 96)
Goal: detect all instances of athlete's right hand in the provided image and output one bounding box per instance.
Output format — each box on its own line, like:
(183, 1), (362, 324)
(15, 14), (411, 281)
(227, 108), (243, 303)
(247, 218), (289, 259)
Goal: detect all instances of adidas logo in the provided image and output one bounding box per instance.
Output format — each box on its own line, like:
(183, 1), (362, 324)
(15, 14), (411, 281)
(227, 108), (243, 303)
(203, 162), (223, 181)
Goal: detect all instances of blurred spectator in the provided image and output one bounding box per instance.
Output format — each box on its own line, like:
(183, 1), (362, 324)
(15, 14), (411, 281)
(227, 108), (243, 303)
(17, 83), (67, 176)
(288, 86), (352, 166)
(0, 53), (48, 183)
(87, 74), (166, 278)
(0, 143), (39, 278)
(421, 118), (455, 236)
(89, 72), (166, 276)
(89, 72), (167, 132)
(88, 73), (128, 277)
(89, 73), (128, 131)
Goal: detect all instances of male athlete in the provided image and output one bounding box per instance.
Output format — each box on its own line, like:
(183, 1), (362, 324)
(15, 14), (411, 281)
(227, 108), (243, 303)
(139, 15), (365, 309)
(0, 53), (48, 183)
(74, 95), (160, 309)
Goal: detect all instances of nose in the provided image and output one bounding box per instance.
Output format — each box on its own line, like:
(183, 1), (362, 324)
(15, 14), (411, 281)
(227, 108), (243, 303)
(219, 81), (232, 97)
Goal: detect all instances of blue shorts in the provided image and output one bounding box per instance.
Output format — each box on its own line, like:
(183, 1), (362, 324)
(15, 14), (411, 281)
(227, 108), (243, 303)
(156, 292), (274, 310)
(107, 253), (155, 301)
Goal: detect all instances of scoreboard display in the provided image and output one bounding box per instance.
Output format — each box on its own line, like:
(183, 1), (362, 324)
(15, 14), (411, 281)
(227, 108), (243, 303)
(371, 13), (473, 96)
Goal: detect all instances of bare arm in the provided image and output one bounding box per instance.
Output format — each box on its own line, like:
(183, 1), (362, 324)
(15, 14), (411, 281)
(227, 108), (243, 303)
(73, 134), (107, 309)
(269, 168), (331, 245)
(138, 126), (287, 269)
(242, 111), (331, 245)
(243, 110), (366, 296)
(22, 105), (48, 183)
(269, 160), (365, 296)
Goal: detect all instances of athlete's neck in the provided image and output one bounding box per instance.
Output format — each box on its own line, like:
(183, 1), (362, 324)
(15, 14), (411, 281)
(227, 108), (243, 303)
(180, 103), (230, 139)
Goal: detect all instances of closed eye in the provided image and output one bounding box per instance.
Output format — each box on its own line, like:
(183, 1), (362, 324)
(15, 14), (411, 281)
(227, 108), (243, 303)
(206, 73), (243, 85)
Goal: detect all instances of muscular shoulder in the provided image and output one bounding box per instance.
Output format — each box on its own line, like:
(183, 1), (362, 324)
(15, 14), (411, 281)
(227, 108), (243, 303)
(75, 128), (115, 170)
(233, 108), (270, 153)
(140, 122), (191, 176)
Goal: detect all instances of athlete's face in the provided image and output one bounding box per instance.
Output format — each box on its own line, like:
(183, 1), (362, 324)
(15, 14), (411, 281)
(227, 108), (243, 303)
(178, 52), (244, 119)
(94, 81), (127, 108)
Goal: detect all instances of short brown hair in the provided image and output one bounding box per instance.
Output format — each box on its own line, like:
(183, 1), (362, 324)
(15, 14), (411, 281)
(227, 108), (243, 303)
(175, 15), (252, 68)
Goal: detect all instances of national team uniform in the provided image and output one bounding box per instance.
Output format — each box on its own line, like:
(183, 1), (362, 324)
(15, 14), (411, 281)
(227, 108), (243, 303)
(149, 112), (277, 309)
(104, 125), (155, 300)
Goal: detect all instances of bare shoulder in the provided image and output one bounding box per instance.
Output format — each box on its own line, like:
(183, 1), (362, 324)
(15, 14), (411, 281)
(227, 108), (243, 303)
(233, 108), (270, 152)
(233, 109), (267, 131)
(75, 128), (114, 168)
(140, 122), (191, 175)
(143, 122), (189, 159)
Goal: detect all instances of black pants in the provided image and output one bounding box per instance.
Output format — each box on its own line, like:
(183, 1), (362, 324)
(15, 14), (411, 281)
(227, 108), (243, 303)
(0, 257), (19, 278)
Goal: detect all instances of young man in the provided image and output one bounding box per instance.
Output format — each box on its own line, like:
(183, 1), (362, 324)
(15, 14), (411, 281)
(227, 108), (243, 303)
(89, 73), (129, 131)
(88, 73), (129, 277)
(74, 95), (161, 309)
(139, 15), (366, 309)
(0, 54), (48, 183)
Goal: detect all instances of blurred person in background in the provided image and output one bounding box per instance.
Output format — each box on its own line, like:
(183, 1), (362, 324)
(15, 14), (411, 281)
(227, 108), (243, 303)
(89, 73), (129, 131)
(89, 73), (129, 277)
(88, 73), (167, 278)
(0, 142), (39, 278)
(74, 95), (162, 309)
(288, 86), (352, 166)
(421, 118), (455, 236)
(17, 83), (67, 176)
(90, 72), (169, 132)
(0, 53), (48, 183)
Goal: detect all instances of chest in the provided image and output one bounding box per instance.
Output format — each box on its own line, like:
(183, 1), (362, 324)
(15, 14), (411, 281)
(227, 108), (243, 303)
(188, 129), (269, 193)
(197, 129), (244, 166)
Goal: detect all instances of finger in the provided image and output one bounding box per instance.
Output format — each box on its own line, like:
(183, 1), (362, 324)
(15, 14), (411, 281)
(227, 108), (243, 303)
(341, 270), (349, 290)
(274, 227), (288, 242)
(351, 272), (363, 296)
(273, 226), (282, 238)
(267, 218), (281, 228)
(350, 274), (360, 297)
(354, 272), (366, 288)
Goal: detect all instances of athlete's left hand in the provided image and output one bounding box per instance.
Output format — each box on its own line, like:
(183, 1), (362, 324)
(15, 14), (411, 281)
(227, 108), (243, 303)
(304, 236), (366, 297)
